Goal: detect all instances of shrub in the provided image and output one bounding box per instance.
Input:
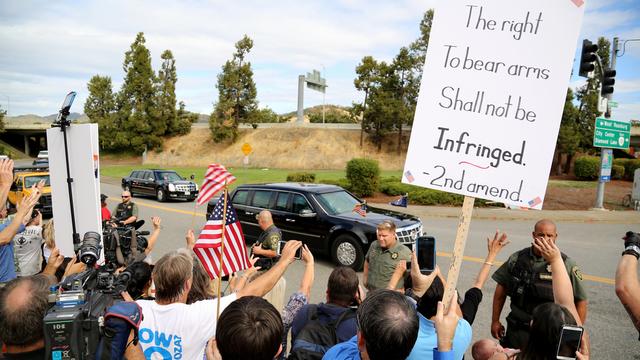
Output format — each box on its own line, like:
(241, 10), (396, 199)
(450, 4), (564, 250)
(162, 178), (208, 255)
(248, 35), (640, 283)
(286, 172), (316, 183)
(574, 156), (600, 180)
(346, 158), (380, 197)
(321, 178), (352, 191)
(612, 165), (625, 180)
(623, 159), (640, 180)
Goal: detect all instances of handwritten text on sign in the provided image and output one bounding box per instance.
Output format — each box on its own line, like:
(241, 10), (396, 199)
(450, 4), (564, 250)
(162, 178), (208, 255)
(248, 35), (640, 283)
(403, 0), (585, 209)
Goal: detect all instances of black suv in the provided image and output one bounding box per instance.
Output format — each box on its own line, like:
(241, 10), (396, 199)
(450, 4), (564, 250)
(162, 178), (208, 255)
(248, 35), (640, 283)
(209, 183), (425, 270)
(122, 169), (198, 202)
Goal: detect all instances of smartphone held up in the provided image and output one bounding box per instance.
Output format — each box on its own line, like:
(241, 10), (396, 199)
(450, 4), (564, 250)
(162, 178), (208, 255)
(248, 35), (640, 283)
(415, 236), (436, 274)
(556, 325), (583, 360)
(277, 240), (302, 260)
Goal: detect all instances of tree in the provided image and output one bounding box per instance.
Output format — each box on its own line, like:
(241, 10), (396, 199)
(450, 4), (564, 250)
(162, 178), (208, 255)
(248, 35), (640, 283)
(174, 101), (198, 135)
(210, 35), (258, 142)
(85, 75), (115, 121)
(157, 50), (180, 136)
(85, 75), (117, 150)
(0, 105), (5, 134)
(116, 32), (160, 153)
(554, 88), (580, 174)
(409, 9), (434, 64)
(354, 56), (379, 146)
(391, 47), (420, 154)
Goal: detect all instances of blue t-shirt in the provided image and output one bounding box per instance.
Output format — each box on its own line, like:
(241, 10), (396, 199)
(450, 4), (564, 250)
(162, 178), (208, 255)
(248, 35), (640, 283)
(322, 335), (456, 360)
(0, 223), (25, 282)
(292, 303), (358, 345)
(406, 313), (472, 360)
(323, 335), (360, 360)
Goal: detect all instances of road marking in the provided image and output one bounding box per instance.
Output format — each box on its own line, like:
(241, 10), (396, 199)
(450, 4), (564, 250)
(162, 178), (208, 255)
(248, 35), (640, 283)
(107, 197), (616, 286)
(437, 251), (615, 285)
(108, 197), (206, 217)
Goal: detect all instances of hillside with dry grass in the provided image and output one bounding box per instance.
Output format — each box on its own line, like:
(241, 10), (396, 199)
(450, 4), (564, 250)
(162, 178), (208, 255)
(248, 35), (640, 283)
(147, 127), (409, 170)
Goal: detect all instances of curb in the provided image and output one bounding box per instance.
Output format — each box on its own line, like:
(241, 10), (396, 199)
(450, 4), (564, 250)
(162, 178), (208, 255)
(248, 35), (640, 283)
(370, 203), (640, 224)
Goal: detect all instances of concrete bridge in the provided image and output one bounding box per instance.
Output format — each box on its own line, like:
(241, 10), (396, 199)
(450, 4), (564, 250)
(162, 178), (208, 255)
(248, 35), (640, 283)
(2, 122), (52, 157)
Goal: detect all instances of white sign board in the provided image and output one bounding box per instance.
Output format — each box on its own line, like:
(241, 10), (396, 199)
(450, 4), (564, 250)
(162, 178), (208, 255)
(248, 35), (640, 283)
(47, 124), (103, 259)
(403, 0), (585, 209)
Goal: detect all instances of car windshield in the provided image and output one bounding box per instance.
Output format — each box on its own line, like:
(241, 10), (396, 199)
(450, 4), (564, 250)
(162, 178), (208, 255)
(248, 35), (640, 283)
(314, 190), (361, 215)
(24, 175), (50, 187)
(156, 171), (182, 181)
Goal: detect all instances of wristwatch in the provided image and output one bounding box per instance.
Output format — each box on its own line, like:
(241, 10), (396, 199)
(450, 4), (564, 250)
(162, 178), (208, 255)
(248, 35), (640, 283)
(623, 245), (640, 259)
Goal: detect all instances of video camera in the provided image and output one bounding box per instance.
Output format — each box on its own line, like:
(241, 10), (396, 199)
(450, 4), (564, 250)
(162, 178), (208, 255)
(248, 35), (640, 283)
(44, 231), (141, 359)
(102, 219), (150, 267)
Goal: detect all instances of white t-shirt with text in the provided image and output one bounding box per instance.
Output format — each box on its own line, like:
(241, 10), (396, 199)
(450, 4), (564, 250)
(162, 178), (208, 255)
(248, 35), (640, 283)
(136, 294), (237, 360)
(13, 225), (43, 276)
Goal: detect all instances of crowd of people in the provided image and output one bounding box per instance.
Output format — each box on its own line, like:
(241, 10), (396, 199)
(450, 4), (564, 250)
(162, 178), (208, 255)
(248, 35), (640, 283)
(0, 157), (638, 359)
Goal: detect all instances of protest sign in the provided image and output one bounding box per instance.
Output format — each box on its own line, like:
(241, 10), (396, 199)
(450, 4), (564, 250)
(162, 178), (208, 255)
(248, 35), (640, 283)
(403, 0), (585, 209)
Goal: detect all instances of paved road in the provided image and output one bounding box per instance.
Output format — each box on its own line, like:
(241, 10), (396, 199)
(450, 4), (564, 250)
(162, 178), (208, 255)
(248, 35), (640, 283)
(100, 181), (639, 358)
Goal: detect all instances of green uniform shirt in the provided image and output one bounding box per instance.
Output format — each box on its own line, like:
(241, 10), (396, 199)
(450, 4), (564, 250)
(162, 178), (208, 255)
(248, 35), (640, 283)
(365, 240), (412, 291)
(492, 247), (587, 320)
(113, 202), (139, 221)
(259, 225), (282, 251)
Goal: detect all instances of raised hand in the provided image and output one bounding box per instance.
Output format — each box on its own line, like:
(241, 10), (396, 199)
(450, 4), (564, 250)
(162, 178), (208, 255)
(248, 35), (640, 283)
(532, 236), (561, 263)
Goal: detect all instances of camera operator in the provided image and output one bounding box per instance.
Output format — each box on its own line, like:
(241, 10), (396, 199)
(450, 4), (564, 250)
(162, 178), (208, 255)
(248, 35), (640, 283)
(615, 231), (640, 340)
(111, 191), (138, 226)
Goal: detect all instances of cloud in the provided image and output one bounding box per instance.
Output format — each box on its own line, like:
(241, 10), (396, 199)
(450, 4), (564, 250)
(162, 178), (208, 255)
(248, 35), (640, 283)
(0, 0), (439, 115)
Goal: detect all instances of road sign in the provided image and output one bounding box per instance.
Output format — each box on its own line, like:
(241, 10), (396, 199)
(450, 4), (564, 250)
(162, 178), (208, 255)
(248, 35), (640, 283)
(593, 117), (630, 149)
(241, 143), (252, 155)
(306, 70), (327, 93)
(609, 100), (618, 108)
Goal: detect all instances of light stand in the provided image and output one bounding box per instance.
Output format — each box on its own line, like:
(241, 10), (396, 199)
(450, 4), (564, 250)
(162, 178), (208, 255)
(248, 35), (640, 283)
(51, 91), (81, 252)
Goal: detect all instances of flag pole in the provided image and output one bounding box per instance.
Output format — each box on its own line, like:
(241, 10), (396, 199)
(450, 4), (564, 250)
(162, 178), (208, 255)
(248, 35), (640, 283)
(190, 196), (199, 232)
(216, 180), (229, 319)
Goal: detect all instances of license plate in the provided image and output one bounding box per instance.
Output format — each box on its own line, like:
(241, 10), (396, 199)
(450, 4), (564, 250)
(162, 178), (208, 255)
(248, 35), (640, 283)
(185, 191), (190, 195)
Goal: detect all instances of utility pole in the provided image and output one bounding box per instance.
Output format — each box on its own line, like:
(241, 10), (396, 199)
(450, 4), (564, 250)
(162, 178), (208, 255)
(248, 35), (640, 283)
(593, 38), (618, 209)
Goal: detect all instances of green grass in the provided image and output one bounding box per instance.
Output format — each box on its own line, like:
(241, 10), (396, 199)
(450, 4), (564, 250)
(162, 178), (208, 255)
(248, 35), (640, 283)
(547, 180), (597, 189)
(101, 164), (401, 190)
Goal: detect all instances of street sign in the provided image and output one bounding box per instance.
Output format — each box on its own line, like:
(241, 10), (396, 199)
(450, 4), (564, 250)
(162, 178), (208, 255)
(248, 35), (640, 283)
(593, 117), (630, 149)
(241, 143), (252, 156)
(306, 70), (327, 93)
(609, 100), (618, 108)
(600, 148), (612, 182)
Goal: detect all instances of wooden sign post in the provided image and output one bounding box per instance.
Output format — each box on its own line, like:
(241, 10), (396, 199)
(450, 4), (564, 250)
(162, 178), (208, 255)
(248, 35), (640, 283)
(442, 196), (475, 309)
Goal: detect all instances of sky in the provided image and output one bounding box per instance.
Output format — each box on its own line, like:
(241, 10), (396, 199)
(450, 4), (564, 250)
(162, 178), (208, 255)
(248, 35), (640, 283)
(0, 0), (638, 123)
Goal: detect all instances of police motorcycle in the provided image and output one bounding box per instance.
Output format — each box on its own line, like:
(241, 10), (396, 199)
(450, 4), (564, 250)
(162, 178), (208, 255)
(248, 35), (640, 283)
(102, 219), (150, 267)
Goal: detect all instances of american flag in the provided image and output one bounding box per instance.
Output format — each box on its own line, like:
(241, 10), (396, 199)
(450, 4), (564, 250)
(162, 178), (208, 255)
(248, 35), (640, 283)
(194, 193), (251, 279)
(196, 164), (237, 206)
(404, 170), (415, 183)
(353, 203), (366, 217)
(528, 196), (542, 208)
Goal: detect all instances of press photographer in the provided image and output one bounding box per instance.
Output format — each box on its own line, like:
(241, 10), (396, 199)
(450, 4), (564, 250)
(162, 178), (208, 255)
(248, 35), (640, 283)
(43, 231), (145, 359)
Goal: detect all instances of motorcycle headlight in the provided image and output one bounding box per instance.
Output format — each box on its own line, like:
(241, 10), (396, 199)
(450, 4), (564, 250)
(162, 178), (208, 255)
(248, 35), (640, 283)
(168, 183), (176, 192)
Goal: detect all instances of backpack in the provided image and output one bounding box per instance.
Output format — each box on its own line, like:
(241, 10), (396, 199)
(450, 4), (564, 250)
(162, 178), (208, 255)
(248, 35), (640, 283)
(288, 305), (356, 360)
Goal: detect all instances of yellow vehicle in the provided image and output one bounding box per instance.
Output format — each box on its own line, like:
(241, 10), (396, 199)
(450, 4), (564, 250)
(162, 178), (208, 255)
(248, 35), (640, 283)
(7, 166), (53, 216)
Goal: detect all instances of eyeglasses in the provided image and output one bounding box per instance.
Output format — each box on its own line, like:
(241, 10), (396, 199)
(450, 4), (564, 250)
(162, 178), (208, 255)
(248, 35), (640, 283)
(121, 196), (130, 199)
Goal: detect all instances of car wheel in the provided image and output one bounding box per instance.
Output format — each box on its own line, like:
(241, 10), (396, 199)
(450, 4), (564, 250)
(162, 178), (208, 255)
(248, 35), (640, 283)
(331, 234), (364, 271)
(156, 189), (166, 202)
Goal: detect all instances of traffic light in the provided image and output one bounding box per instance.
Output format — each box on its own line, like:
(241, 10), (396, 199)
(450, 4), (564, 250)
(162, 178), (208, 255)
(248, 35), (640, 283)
(578, 39), (598, 78)
(601, 68), (616, 96)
